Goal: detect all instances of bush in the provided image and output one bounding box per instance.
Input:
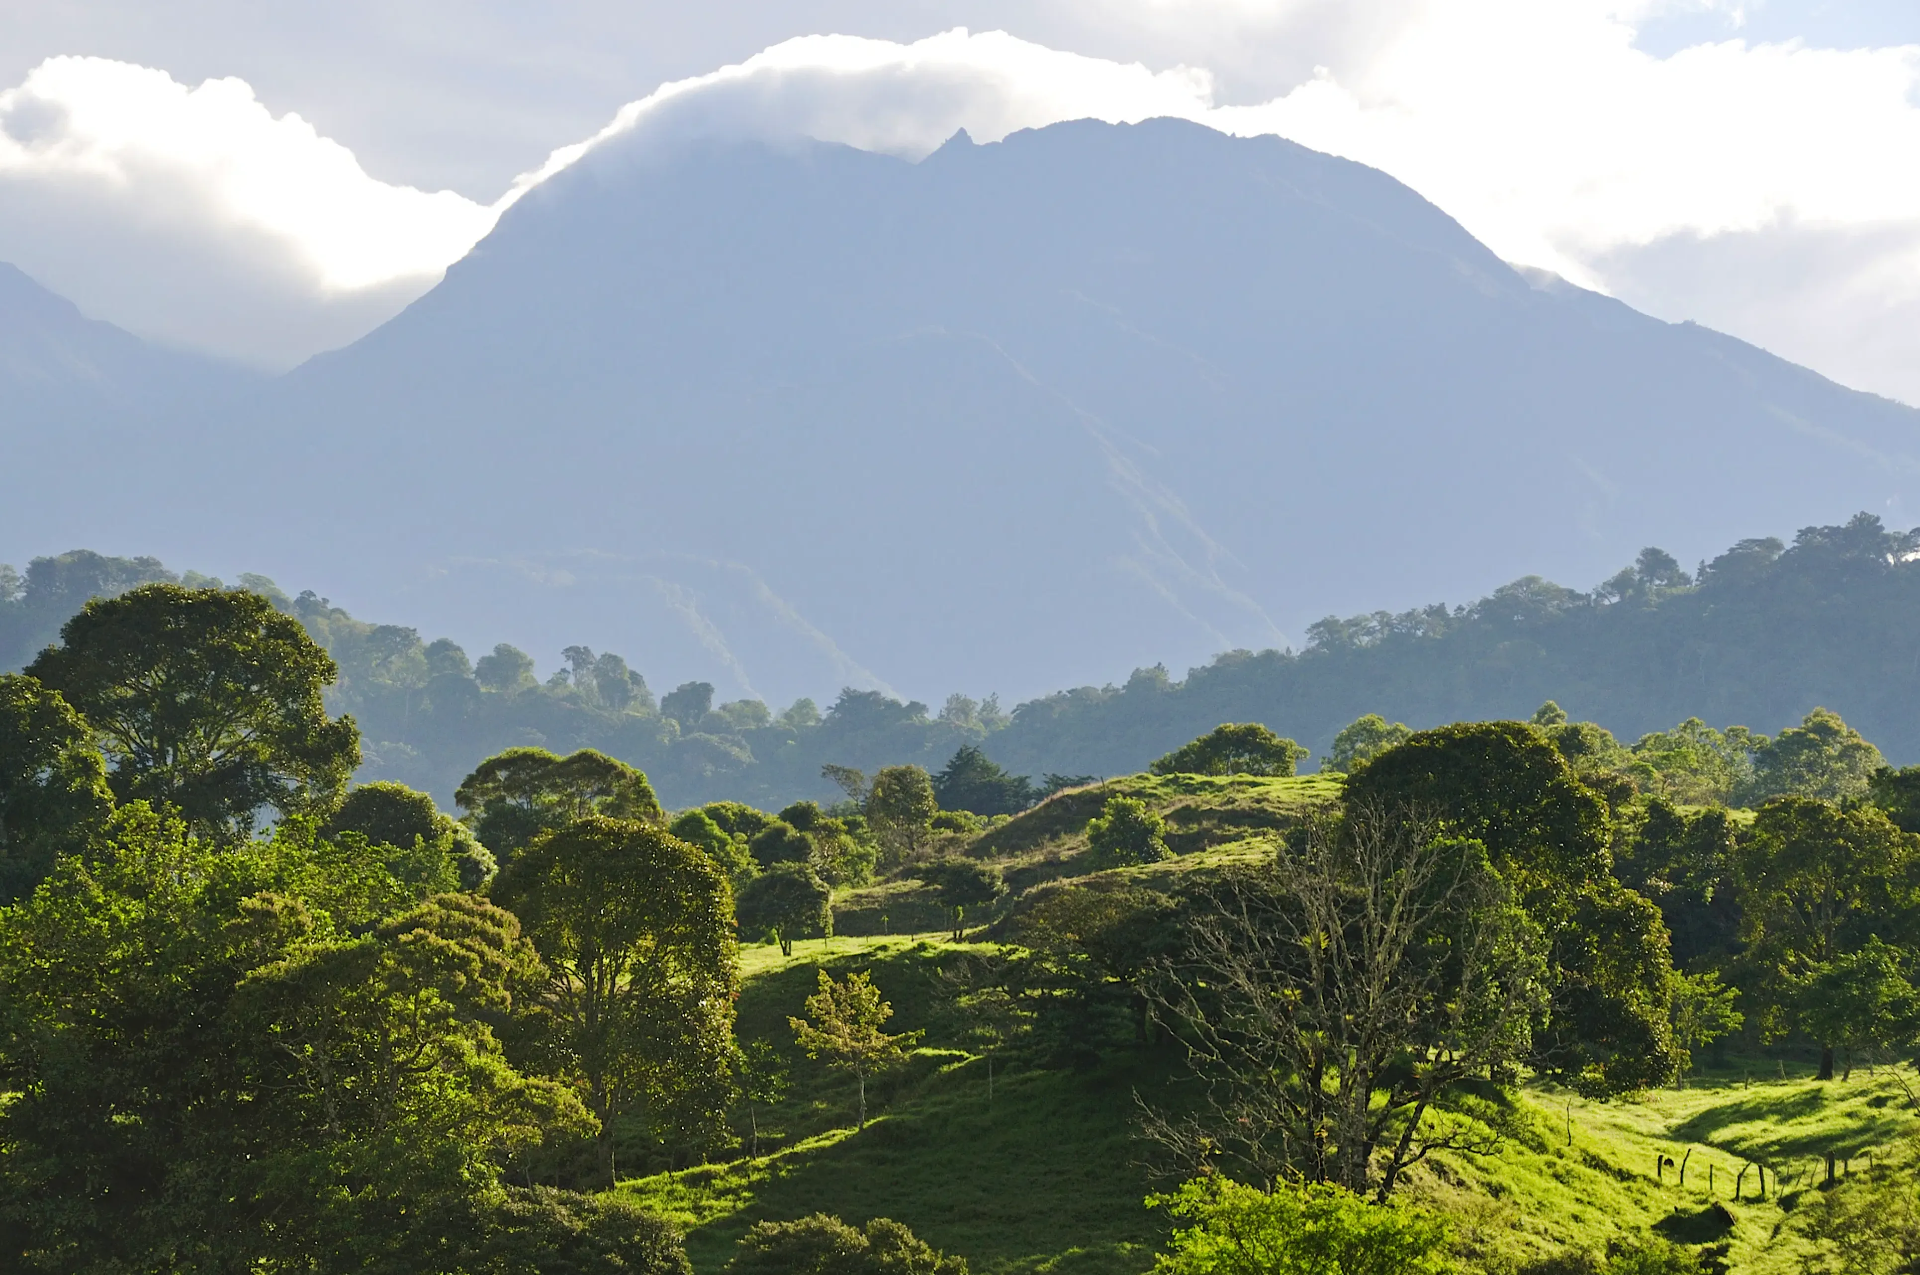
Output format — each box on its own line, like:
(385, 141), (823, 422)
(725, 1213), (967, 1275)
(470, 1188), (692, 1275)
(1085, 795), (1169, 867)
(1151, 1177), (1452, 1275)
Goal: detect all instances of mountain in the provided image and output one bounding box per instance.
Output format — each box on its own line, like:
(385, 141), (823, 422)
(0, 260), (254, 421)
(6, 119), (1920, 705)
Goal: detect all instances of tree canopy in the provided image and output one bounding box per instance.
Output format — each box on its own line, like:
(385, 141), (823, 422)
(27, 584), (359, 836)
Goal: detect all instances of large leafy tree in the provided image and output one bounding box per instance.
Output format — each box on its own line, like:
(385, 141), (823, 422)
(0, 806), (588, 1272)
(0, 674), (113, 901)
(456, 747), (665, 862)
(491, 816), (737, 1186)
(1342, 721), (1681, 1093)
(26, 584), (359, 836)
(1733, 796), (1920, 1079)
(867, 765), (938, 864)
(1144, 805), (1546, 1198)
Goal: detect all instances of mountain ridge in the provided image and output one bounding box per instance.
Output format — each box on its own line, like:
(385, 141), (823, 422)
(6, 117), (1920, 706)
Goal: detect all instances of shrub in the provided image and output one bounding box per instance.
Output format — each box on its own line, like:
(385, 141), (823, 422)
(1150, 1176), (1452, 1275)
(1085, 795), (1169, 867)
(725, 1212), (966, 1275)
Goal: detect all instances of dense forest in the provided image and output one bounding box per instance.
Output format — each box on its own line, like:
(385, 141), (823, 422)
(6, 578), (1920, 1273)
(6, 514), (1917, 813)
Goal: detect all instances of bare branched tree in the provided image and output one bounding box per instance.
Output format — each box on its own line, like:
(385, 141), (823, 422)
(1140, 799), (1548, 1201)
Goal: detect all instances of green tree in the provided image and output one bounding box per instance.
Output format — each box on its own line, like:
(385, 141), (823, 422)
(1669, 971), (1742, 1079)
(457, 746), (665, 862)
(932, 745), (1036, 816)
(868, 765), (938, 865)
(327, 779), (496, 891)
(1734, 796), (1920, 1079)
(1149, 1176), (1453, 1275)
(669, 808), (757, 884)
(0, 674), (113, 901)
(1630, 718), (1762, 806)
(1342, 721), (1681, 1093)
(473, 642), (536, 692)
(661, 682), (715, 729)
(733, 1039), (790, 1160)
(491, 816), (738, 1186)
(0, 805), (587, 1272)
(1144, 805), (1545, 1198)
(1086, 794), (1169, 867)
(750, 819), (816, 869)
(725, 1213), (966, 1275)
(790, 970), (922, 1130)
(1795, 938), (1920, 1078)
(468, 1188), (693, 1275)
(1746, 707), (1885, 804)
(922, 859), (1005, 940)
(737, 863), (833, 956)
(27, 583), (359, 837)
(1322, 713), (1412, 773)
(1150, 723), (1307, 777)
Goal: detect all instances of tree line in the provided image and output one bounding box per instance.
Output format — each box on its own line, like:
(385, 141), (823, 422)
(10, 512), (1920, 815)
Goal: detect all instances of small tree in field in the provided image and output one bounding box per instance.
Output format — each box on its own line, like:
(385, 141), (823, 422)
(734, 1039), (789, 1160)
(1086, 795), (1169, 867)
(737, 863), (832, 956)
(790, 970), (922, 1129)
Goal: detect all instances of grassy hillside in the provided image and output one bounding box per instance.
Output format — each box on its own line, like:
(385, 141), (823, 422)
(626, 862), (1920, 1275)
(830, 774), (1339, 936)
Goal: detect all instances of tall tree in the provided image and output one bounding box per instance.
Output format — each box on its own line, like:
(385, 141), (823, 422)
(1143, 803), (1546, 1198)
(457, 747), (665, 862)
(932, 746), (1036, 816)
(0, 674), (113, 901)
(27, 584), (359, 837)
(1734, 796), (1920, 1079)
(491, 816), (738, 1186)
(867, 765), (937, 865)
(1342, 721), (1681, 1093)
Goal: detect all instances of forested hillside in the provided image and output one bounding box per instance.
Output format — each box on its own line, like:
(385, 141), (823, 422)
(8, 513), (1919, 810)
(8, 577), (1920, 1274)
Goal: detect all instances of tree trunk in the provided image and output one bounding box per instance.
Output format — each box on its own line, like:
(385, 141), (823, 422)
(749, 1103), (759, 1159)
(857, 1070), (868, 1130)
(1842, 1048), (1852, 1081)
(1819, 1044), (1835, 1081)
(591, 1078), (618, 1188)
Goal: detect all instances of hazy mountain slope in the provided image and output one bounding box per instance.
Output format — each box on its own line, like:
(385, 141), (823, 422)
(0, 260), (252, 419)
(7, 119), (1919, 704)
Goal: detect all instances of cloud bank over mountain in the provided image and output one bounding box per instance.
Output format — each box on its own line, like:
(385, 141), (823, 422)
(0, 57), (497, 367)
(5, 7), (1920, 398)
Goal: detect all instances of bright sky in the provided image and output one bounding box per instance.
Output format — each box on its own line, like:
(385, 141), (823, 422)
(3, 1), (1919, 404)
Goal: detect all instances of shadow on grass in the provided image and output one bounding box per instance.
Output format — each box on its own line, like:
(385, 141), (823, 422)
(1653, 1202), (1735, 1245)
(1666, 1083), (1912, 1159)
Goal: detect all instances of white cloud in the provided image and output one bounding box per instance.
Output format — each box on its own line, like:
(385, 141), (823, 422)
(0, 56), (497, 368)
(8, 11), (1920, 402)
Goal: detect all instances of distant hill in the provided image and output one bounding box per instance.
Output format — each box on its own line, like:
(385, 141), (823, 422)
(10, 513), (1920, 811)
(5, 119), (1920, 706)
